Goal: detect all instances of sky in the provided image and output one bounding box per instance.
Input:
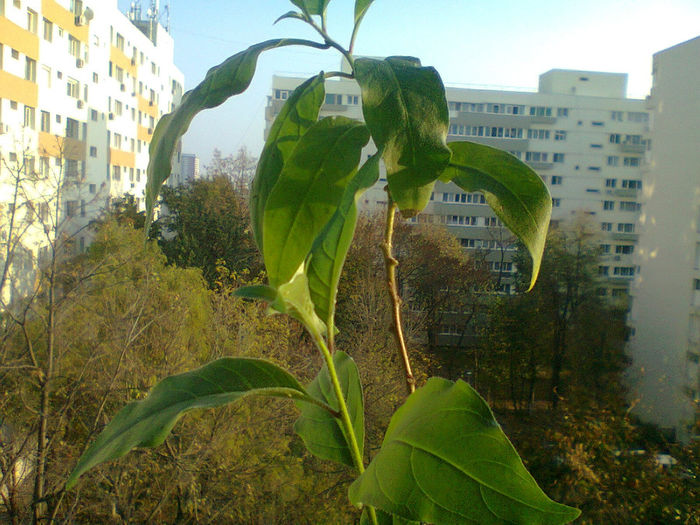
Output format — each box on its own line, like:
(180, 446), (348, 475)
(118, 0), (700, 166)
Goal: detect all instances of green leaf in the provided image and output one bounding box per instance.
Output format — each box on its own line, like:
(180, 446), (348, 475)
(274, 10), (305, 24)
(354, 0), (375, 25)
(349, 378), (581, 525)
(442, 141), (552, 291)
(291, 0), (330, 15)
(361, 509), (418, 525)
(276, 265), (327, 338)
(294, 351), (363, 468)
(262, 116), (370, 287)
(233, 284), (279, 303)
(144, 38), (329, 232)
(67, 358), (317, 489)
(251, 73), (325, 254)
(307, 153), (380, 329)
(354, 57), (451, 216)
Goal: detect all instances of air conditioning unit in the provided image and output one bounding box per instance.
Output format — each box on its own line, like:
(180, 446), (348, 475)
(147, 128), (153, 135)
(74, 15), (85, 26)
(76, 58), (85, 68)
(149, 100), (154, 106)
(108, 112), (114, 120)
(131, 58), (136, 66)
(77, 100), (84, 109)
(120, 83), (126, 92)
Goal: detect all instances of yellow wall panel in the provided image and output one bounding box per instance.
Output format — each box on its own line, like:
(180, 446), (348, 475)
(0, 16), (39, 59)
(0, 70), (38, 106)
(137, 125), (153, 143)
(110, 148), (135, 167)
(38, 133), (85, 160)
(41, 0), (89, 43)
(110, 46), (137, 78)
(137, 95), (158, 119)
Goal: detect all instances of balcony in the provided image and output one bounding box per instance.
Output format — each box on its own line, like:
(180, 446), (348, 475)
(606, 188), (638, 198)
(619, 142), (646, 154)
(529, 115), (556, 124)
(526, 161), (554, 170)
(321, 103), (348, 112)
(612, 232), (638, 241)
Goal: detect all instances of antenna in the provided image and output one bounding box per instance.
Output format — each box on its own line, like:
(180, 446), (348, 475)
(160, 1), (170, 33)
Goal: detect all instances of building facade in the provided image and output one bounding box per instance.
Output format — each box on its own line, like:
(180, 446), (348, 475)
(266, 67), (649, 295)
(0, 0), (183, 303)
(628, 36), (700, 441)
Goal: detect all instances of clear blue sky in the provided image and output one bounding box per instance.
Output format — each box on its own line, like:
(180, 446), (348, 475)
(119, 0), (700, 165)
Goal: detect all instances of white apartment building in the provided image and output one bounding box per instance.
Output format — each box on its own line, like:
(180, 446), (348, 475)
(628, 35), (700, 442)
(266, 67), (649, 295)
(0, 0), (183, 303)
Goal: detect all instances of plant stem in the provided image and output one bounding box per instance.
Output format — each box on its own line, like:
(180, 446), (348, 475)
(312, 335), (378, 525)
(382, 198), (416, 394)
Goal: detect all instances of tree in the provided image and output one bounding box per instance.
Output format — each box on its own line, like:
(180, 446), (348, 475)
(155, 175), (261, 287)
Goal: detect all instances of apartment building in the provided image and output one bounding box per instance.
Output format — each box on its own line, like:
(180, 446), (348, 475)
(266, 67), (648, 295)
(628, 35), (700, 442)
(0, 0), (183, 302)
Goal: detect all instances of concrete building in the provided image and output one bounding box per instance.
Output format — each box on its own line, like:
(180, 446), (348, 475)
(0, 0), (183, 303)
(266, 67), (649, 295)
(628, 36), (700, 442)
(170, 152), (199, 186)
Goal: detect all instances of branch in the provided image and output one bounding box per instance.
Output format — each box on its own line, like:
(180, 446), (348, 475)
(381, 198), (416, 394)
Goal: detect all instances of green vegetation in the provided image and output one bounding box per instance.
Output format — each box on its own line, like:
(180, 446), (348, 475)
(1, 2), (696, 523)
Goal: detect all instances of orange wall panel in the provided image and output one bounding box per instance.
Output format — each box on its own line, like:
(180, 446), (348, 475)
(0, 16), (39, 59)
(0, 70), (38, 106)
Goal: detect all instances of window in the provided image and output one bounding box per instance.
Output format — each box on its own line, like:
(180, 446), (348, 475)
(590, 144), (602, 149)
(611, 288), (626, 297)
(605, 178), (616, 188)
(70, 0), (83, 16)
(67, 78), (79, 98)
(609, 133), (621, 144)
(90, 109), (98, 121)
(89, 183), (96, 193)
(325, 93), (343, 105)
(10, 101), (18, 110)
(557, 107), (569, 117)
(114, 100), (123, 116)
(112, 165), (121, 180)
(600, 244), (611, 254)
(460, 238), (475, 248)
(23, 105), (35, 129)
(552, 198), (561, 207)
(89, 146), (97, 157)
(617, 223), (635, 233)
(616, 245), (634, 254)
(65, 118), (79, 138)
(65, 159), (79, 178)
(598, 266), (609, 276)
(619, 201), (639, 212)
(65, 200), (78, 217)
(623, 157), (641, 167)
(42, 18), (52, 41)
(622, 179), (642, 189)
(613, 266), (635, 276)
(554, 130), (566, 141)
(611, 111), (624, 121)
(607, 155), (619, 166)
(627, 112), (648, 122)
(553, 153), (565, 163)
(41, 65), (51, 87)
(485, 217), (501, 227)
(114, 133), (122, 148)
(25, 57), (36, 82)
(11, 48), (19, 59)
(69, 36), (80, 58)
(40, 110), (50, 132)
(26, 8), (37, 33)
(115, 66), (124, 83)
(346, 94), (359, 105)
(601, 222), (612, 232)
(525, 152), (548, 162)
(551, 176), (562, 185)
(530, 106), (552, 117)
(115, 33), (125, 51)
(592, 121), (604, 126)
(603, 201), (614, 210)
(528, 129), (549, 140)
